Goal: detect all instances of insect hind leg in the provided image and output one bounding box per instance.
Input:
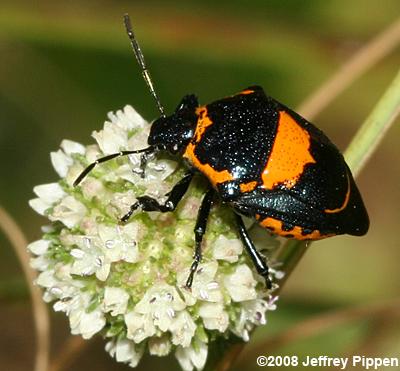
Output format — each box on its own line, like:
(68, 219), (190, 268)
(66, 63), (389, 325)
(235, 213), (272, 289)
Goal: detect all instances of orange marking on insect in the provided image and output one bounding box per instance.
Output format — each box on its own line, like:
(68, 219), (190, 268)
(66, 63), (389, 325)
(184, 106), (233, 187)
(259, 217), (333, 240)
(324, 174), (351, 214)
(194, 106), (213, 142)
(239, 181), (258, 193)
(261, 111), (316, 190)
(184, 144), (233, 187)
(238, 88), (255, 95)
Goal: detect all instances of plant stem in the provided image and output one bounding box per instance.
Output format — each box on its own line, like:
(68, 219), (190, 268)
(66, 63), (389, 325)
(345, 68), (400, 177)
(203, 336), (245, 371)
(0, 206), (50, 371)
(271, 240), (310, 292)
(297, 16), (400, 120)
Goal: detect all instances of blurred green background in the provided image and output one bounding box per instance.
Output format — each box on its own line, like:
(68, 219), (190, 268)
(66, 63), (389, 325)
(0, 0), (399, 370)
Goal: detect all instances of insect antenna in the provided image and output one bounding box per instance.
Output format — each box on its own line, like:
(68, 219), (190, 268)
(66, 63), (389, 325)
(123, 14), (166, 117)
(74, 16), (163, 187)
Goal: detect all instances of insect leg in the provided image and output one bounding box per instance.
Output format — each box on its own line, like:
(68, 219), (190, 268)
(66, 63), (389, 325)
(139, 153), (150, 179)
(185, 188), (215, 288)
(235, 213), (272, 289)
(120, 172), (194, 222)
(73, 147), (154, 186)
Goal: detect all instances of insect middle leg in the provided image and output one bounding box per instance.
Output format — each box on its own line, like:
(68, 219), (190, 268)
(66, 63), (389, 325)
(235, 213), (272, 289)
(120, 172), (193, 222)
(185, 188), (215, 288)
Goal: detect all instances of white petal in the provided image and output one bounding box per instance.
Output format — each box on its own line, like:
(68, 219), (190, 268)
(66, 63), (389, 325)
(212, 235), (243, 263)
(92, 122), (127, 154)
(61, 139), (85, 155)
(115, 338), (143, 366)
(33, 183), (66, 204)
(145, 158), (177, 182)
(97, 224), (120, 245)
(29, 198), (49, 216)
(135, 284), (186, 314)
(177, 261), (217, 288)
(28, 239), (50, 255)
(223, 264), (257, 302)
(41, 225), (55, 233)
(175, 340), (208, 371)
(51, 149), (73, 177)
(30, 255), (50, 271)
(54, 263), (75, 282)
(49, 196), (86, 228)
(103, 287), (130, 316)
(69, 308), (83, 334)
(70, 248), (85, 259)
(169, 311), (196, 347)
(194, 262), (218, 284)
(36, 270), (57, 288)
(79, 309), (106, 339)
(125, 311), (156, 343)
(42, 291), (56, 303)
(190, 341), (208, 370)
(154, 309), (173, 332)
(105, 340), (116, 357)
(80, 178), (106, 199)
(148, 335), (172, 356)
(95, 262), (111, 281)
(242, 299), (273, 325)
(178, 196), (201, 219)
(177, 262), (222, 303)
(97, 223), (140, 264)
(176, 347), (194, 371)
(127, 129), (150, 151)
(198, 302), (229, 332)
(53, 299), (70, 312)
(122, 105), (147, 128)
(71, 258), (96, 277)
(84, 144), (101, 163)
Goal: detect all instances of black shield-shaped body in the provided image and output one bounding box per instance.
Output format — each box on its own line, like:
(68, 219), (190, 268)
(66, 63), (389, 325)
(182, 86), (369, 240)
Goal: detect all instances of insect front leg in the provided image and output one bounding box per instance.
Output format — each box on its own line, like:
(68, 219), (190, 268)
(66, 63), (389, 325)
(235, 213), (272, 289)
(73, 147), (154, 186)
(120, 172), (193, 222)
(139, 151), (154, 179)
(185, 188), (215, 288)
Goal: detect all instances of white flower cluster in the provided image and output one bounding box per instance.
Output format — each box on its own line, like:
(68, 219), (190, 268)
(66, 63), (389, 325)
(29, 105), (280, 370)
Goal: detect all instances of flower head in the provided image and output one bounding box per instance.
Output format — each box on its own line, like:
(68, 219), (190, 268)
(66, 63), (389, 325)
(29, 105), (281, 370)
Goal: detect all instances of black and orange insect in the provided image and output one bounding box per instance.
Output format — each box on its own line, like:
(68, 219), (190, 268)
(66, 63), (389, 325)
(74, 15), (369, 289)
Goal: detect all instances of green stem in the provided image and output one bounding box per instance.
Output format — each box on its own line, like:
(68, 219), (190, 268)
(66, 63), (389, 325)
(203, 336), (245, 371)
(345, 68), (400, 177)
(271, 240), (310, 293)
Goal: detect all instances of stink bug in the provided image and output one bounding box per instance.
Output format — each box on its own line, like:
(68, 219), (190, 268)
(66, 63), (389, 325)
(74, 15), (369, 289)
